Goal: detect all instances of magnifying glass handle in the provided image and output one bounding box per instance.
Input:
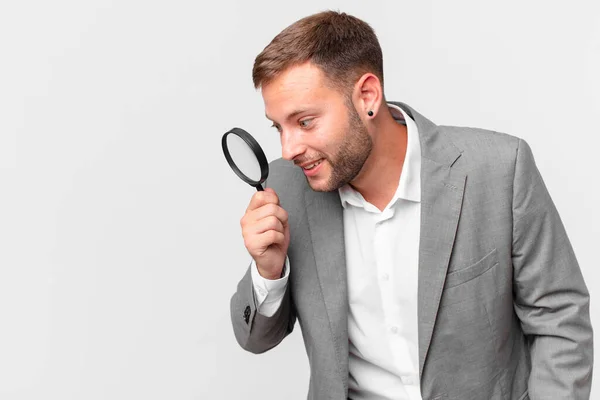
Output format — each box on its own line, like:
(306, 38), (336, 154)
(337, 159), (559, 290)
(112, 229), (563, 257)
(255, 184), (264, 191)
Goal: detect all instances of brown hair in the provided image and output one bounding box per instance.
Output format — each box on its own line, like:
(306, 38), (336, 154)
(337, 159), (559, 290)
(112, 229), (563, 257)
(252, 11), (384, 96)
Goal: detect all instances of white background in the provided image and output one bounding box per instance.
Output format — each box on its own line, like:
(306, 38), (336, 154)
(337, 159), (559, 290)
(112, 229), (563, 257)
(1, 1), (598, 399)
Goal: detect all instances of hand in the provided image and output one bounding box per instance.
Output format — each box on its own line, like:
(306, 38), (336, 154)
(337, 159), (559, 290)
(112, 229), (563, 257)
(240, 188), (290, 280)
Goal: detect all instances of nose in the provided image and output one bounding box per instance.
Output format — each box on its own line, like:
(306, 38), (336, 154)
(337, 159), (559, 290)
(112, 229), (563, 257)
(281, 129), (306, 161)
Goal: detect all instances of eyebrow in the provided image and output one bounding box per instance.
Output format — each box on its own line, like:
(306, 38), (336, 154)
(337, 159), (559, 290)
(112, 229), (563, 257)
(265, 108), (313, 124)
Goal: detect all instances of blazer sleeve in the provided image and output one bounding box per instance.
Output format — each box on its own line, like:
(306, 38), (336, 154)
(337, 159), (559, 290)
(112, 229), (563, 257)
(511, 138), (593, 399)
(230, 262), (296, 354)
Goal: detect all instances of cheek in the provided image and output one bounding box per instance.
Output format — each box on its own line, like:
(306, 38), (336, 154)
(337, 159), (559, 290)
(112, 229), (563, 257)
(313, 122), (346, 154)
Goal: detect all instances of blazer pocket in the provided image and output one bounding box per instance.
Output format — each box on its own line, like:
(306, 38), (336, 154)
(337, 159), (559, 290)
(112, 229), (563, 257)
(444, 248), (498, 289)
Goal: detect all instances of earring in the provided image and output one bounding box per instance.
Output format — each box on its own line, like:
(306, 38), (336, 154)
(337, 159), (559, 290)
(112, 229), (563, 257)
(367, 110), (374, 117)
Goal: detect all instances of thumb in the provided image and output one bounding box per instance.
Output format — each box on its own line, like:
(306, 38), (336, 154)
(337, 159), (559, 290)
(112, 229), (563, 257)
(264, 187), (275, 193)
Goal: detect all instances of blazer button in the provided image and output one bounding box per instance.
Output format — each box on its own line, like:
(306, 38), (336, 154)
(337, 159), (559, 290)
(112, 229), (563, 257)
(243, 305), (251, 324)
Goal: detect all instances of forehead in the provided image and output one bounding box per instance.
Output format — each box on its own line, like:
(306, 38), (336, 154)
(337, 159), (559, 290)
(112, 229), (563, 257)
(262, 62), (341, 119)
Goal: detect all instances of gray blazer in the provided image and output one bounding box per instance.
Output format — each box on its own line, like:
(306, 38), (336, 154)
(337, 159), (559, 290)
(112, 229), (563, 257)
(230, 102), (593, 400)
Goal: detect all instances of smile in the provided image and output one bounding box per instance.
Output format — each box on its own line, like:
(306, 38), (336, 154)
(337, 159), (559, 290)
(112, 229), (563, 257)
(303, 160), (323, 170)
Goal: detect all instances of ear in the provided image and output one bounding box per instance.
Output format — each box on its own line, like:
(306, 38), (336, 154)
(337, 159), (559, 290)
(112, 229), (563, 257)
(353, 72), (383, 119)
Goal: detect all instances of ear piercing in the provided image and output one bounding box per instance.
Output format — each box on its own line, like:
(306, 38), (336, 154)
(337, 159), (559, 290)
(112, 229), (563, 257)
(367, 110), (374, 117)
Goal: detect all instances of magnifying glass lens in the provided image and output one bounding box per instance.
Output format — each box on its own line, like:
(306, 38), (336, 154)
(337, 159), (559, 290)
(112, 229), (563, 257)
(226, 134), (262, 182)
(221, 128), (269, 191)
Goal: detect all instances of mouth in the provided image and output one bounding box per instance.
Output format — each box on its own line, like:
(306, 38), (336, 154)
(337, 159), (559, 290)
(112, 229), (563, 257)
(299, 158), (325, 177)
(300, 159), (324, 170)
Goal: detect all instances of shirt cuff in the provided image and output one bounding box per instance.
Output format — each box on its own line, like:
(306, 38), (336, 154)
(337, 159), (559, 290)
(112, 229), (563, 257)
(250, 257), (290, 317)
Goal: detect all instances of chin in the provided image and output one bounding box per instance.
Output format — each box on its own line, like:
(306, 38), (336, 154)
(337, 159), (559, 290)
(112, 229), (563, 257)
(306, 179), (328, 192)
(306, 175), (344, 193)
(305, 175), (333, 192)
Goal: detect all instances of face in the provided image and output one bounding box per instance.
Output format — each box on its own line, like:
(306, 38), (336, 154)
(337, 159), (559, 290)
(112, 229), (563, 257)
(262, 62), (373, 192)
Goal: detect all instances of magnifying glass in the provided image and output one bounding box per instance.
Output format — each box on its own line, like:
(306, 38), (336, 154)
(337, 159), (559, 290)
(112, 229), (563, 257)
(221, 127), (269, 191)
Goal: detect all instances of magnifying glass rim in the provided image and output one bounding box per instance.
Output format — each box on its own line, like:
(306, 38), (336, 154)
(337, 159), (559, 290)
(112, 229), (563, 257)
(222, 127), (269, 187)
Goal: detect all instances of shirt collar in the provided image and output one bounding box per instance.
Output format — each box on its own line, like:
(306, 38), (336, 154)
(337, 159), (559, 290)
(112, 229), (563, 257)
(338, 103), (421, 210)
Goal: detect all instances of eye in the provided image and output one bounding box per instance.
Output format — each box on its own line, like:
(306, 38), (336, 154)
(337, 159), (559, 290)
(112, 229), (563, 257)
(299, 118), (313, 128)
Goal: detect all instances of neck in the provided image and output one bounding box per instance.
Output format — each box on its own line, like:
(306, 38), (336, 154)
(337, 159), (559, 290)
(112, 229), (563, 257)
(349, 108), (407, 211)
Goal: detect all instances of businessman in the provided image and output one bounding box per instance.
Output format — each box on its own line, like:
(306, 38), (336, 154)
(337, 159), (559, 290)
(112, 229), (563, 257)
(230, 11), (593, 400)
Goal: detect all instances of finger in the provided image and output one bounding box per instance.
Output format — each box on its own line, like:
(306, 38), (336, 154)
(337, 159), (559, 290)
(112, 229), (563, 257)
(250, 230), (286, 253)
(246, 189), (280, 212)
(249, 215), (285, 236)
(251, 203), (289, 227)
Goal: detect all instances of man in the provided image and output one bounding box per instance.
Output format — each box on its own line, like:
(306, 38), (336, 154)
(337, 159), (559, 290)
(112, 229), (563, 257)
(230, 11), (593, 400)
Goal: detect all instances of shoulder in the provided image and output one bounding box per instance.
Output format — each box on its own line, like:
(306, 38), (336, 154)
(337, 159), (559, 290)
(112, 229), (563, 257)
(436, 125), (540, 198)
(439, 124), (522, 168)
(265, 158), (309, 210)
(266, 158), (306, 188)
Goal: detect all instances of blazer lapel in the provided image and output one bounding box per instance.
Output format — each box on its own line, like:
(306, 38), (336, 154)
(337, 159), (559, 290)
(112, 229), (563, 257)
(417, 157), (465, 377)
(304, 188), (349, 391)
(391, 102), (466, 378)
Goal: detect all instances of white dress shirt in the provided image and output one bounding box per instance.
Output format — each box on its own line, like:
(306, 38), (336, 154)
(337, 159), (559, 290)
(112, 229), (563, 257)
(251, 104), (422, 400)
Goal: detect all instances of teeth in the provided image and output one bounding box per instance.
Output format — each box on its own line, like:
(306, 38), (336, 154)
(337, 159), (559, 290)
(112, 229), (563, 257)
(305, 160), (322, 170)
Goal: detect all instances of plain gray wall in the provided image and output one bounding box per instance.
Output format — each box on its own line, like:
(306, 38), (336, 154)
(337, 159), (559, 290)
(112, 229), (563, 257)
(1, 1), (598, 399)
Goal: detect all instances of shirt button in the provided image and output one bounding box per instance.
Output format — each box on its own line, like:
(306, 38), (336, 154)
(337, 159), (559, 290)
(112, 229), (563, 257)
(382, 273), (389, 281)
(390, 326), (398, 334)
(257, 287), (266, 296)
